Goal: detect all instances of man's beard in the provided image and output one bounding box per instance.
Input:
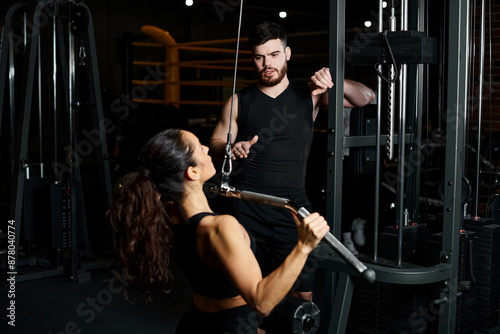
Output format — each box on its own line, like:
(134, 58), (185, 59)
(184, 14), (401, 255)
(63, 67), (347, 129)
(258, 62), (288, 87)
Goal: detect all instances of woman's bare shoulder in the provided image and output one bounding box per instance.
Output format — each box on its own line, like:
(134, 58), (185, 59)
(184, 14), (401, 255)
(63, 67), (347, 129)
(198, 214), (241, 234)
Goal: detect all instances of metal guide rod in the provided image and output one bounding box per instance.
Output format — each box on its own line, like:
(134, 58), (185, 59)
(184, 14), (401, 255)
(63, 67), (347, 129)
(9, 24), (16, 152)
(474, 0), (486, 218)
(209, 185), (376, 284)
(373, 0), (384, 262)
(53, 14), (59, 180)
(68, 2), (79, 281)
(396, 0), (409, 266)
(413, 0), (426, 227)
(38, 33), (43, 172)
(386, 6), (396, 161)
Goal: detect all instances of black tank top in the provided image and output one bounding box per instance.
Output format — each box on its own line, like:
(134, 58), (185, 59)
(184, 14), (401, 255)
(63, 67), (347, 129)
(173, 212), (256, 300)
(233, 81), (314, 193)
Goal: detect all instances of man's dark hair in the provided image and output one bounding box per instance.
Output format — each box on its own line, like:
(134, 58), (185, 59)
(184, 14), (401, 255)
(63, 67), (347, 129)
(248, 21), (287, 49)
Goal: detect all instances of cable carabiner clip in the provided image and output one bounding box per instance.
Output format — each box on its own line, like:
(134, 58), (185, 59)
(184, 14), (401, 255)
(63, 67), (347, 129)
(78, 45), (86, 66)
(221, 141), (233, 190)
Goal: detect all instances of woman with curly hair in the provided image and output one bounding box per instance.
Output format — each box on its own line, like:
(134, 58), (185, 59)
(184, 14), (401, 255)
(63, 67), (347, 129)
(107, 128), (329, 334)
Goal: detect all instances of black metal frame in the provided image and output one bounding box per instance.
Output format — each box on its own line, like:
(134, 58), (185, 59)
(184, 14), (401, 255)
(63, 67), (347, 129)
(322, 0), (470, 332)
(1, 0), (113, 282)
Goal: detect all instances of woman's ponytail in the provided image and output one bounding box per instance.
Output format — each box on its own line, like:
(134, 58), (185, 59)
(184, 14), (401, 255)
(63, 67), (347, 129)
(108, 128), (195, 301)
(108, 170), (173, 301)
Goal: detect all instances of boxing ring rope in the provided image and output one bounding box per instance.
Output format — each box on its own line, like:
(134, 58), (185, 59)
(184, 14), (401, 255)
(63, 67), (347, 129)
(130, 25), (328, 107)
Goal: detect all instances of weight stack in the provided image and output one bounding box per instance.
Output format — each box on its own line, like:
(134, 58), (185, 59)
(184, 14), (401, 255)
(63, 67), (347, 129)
(49, 181), (72, 250)
(426, 231), (477, 334)
(456, 231), (477, 334)
(378, 223), (427, 265)
(463, 217), (500, 332)
(347, 280), (433, 333)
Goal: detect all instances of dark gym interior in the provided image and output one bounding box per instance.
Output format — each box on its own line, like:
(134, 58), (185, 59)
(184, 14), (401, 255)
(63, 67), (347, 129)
(1, 0), (500, 333)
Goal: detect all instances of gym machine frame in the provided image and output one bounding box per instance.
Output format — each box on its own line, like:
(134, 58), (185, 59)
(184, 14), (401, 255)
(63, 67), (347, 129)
(1, 0), (113, 281)
(322, 0), (468, 333)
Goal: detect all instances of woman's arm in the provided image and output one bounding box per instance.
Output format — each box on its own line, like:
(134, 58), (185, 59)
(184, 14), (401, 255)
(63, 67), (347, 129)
(198, 213), (328, 316)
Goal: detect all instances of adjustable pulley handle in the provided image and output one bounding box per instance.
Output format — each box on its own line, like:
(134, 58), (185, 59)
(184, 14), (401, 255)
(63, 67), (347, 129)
(296, 207), (376, 284)
(210, 186), (376, 283)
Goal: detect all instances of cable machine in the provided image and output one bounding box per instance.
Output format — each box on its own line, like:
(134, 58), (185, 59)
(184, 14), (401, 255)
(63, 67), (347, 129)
(1, 0), (492, 331)
(322, 0), (498, 333)
(1, 0), (113, 281)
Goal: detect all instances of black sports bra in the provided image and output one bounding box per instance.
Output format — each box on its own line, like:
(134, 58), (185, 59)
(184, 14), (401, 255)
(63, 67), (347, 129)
(173, 212), (256, 299)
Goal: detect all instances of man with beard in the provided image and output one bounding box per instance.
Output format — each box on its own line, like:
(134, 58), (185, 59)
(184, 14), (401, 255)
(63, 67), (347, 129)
(209, 21), (374, 303)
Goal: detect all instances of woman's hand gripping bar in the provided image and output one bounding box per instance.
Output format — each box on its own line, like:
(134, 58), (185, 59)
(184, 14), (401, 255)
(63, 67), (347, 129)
(209, 186), (376, 283)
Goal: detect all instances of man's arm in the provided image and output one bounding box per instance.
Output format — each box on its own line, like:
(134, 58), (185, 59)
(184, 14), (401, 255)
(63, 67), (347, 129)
(209, 94), (259, 162)
(344, 78), (375, 108)
(309, 67), (375, 109)
(209, 95), (238, 162)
